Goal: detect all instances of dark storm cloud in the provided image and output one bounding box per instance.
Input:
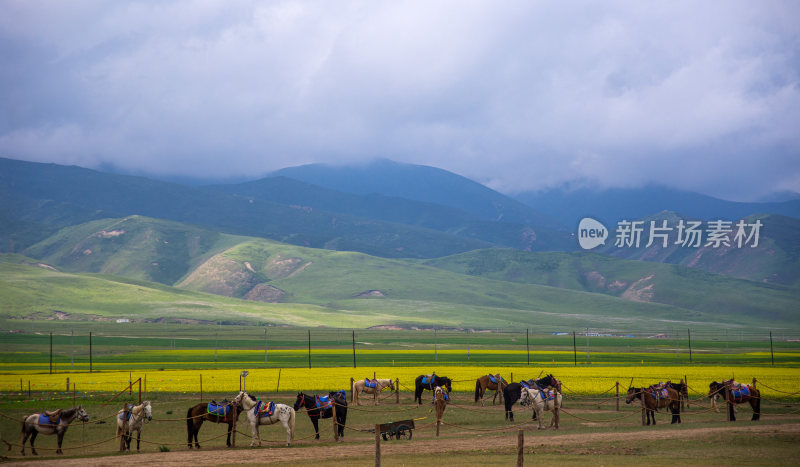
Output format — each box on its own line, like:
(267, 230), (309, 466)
(1, 0), (798, 199)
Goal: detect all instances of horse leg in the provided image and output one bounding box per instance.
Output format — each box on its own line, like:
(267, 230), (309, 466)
(312, 417), (320, 440)
(19, 428), (30, 456)
(56, 431), (64, 455)
(29, 430), (38, 455)
(226, 420), (233, 447)
(729, 401), (736, 422)
(671, 403), (680, 424)
(136, 429), (141, 452)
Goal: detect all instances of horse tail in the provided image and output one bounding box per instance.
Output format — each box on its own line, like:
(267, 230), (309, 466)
(289, 408), (296, 440)
(475, 379), (481, 402)
(186, 406), (194, 435)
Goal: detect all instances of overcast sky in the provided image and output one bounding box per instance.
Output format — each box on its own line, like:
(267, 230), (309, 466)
(1, 1), (798, 200)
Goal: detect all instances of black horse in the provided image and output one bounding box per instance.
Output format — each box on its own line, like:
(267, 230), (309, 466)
(293, 391), (348, 440)
(414, 375), (452, 405)
(503, 374), (559, 421)
(667, 381), (689, 406)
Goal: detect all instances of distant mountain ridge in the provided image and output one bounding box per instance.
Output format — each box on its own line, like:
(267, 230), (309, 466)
(515, 185), (800, 227)
(271, 159), (566, 229)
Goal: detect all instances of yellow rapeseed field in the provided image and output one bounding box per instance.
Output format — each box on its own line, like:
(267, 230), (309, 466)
(1, 366), (798, 398)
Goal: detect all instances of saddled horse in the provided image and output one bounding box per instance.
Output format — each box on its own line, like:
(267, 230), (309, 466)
(519, 385), (562, 430)
(19, 406), (89, 455)
(626, 385), (682, 425)
(233, 391), (295, 446)
(709, 380), (760, 421)
(293, 391), (348, 440)
(503, 374), (559, 421)
(667, 380), (689, 407)
(414, 374), (452, 405)
(186, 398), (241, 449)
(434, 386), (448, 421)
(474, 374), (508, 406)
(352, 378), (395, 406)
(116, 401), (152, 452)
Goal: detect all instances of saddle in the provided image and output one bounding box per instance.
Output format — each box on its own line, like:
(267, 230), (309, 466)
(488, 374), (503, 385)
(520, 379), (535, 389)
(255, 400), (276, 417)
(44, 409), (62, 419)
(648, 387), (669, 401)
(421, 374), (436, 385)
(315, 395), (333, 411)
(38, 413), (59, 426)
(731, 385), (751, 402)
(364, 378), (378, 389)
(207, 400), (231, 417)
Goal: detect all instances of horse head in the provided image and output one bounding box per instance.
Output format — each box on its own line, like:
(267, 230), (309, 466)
(708, 381), (723, 398)
(144, 401), (153, 422)
(293, 392), (305, 411)
(625, 387), (639, 404)
(388, 379), (395, 391)
(76, 406), (90, 422)
(519, 388), (532, 406)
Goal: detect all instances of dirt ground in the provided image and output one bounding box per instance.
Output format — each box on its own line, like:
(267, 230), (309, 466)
(5, 422), (799, 467)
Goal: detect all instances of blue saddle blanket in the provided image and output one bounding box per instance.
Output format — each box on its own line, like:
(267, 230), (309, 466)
(118, 411), (132, 421)
(316, 395), (333, 410)
(520, 379), (535, 389)
(649, 388), (669, 400)
(732, 386), (750, 401)
(38, 414), (59, 426)
(255, 400), (275, 417)
(207, 401), (231, 417)
(422, 375), (435, 385)
(489, 375), (503, 384)
(364, 379), (378, 388)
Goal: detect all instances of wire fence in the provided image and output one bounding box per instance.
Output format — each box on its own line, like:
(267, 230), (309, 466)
(3, 326), (799, 371)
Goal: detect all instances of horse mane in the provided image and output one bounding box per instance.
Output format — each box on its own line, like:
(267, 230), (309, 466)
(60, 407), (77, 418)
(247, 393), (257, 401)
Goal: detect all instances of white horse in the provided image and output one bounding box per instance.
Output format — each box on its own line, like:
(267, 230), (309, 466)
(116, 401), (153, 452)
(233, 391), (295, 447)
(352, 378), (395, 405)
(19, 406), (89, 455)
(520, 386), (562, 430)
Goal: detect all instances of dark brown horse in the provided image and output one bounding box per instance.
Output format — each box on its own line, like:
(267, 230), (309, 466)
(626, 386), (681, 425)
(709, 380), (760, 421)
(186, 399), (241, 449)
(474, 374), (508, 406)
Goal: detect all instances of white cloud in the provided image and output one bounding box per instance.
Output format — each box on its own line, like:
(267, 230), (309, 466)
(1, 0), (798, 199)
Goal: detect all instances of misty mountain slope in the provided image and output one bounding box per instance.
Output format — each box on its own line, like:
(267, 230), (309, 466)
(424, 248), (800, 321)
(208, 175), (573, 251)
(594, 212), (800, 286)
(271, 159), (566, 230)
(1, 158), (494, 258)
(515, 185), (800, 227)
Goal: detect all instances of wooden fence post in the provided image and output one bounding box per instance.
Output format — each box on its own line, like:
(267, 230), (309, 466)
(726, 382), (733, 422)
(66, 377), (70, 392)
(685, 374), (689, 407)
(232, 404), (238, 446)
(616, 381), (620, 411)
(517, 429), (524, 466)
(375, 424), (381, 467)
(350, 378), (354, 403)
(396, 378), (400, 404)
(333, 403), (339, 441)
(640, 389), (646, 426)
(680, 378), (685, 410)
(276, 368), (282, 393)
(200, 374), (203, 401)
(138, 378), (142, 404)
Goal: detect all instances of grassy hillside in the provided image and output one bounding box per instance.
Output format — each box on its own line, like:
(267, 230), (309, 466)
(1, 157), (493, 258)
(424, 249), (800, 322)
(0, 254), (736, 331)
(596, 213), (800, 286)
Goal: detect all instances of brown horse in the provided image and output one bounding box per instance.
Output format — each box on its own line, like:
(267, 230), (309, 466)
(709, 380), (760, 421)
(186, 399), (241, 449)
(474, 374), (507, 406)
(626, 386), (681, 425)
